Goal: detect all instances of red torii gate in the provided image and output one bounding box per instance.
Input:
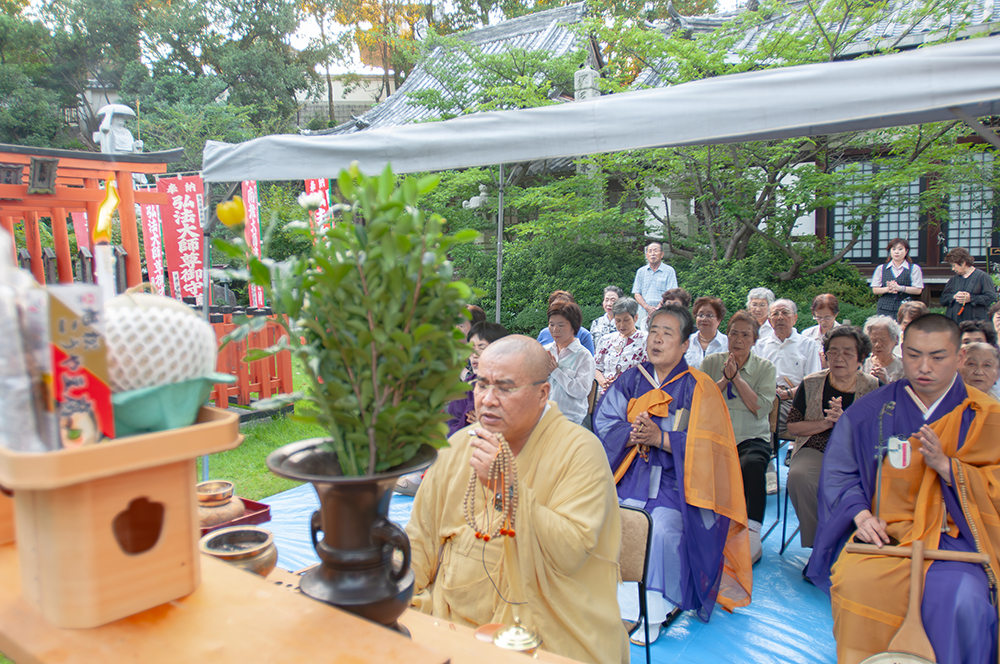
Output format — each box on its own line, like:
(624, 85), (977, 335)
(0, 144), (184, 286)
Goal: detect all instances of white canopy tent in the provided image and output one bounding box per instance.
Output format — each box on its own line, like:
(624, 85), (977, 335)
(202, 35), (1000, 182)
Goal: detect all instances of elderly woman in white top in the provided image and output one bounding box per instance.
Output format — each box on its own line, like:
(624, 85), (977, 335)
(801, 294), (841, 345)
(594, 297), (647, 397)
(684, 297), (728, 369)
(590, 285), (623, 347)
(544, 300), (596, 424)
(747, 287), (775, 343)
(861, 315), (904, 383)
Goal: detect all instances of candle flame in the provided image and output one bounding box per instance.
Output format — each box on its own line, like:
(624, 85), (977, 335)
(93, 179), (119, 245)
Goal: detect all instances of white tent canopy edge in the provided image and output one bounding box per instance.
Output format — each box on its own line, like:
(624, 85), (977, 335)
(201, 35), (1000, 182)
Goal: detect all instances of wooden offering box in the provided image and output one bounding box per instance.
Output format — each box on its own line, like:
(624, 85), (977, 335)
(0, 407), (242, 629)
(0, 492), (12, 545)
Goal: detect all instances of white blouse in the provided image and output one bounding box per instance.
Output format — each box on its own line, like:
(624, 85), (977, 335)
(544, 338), (596, 425)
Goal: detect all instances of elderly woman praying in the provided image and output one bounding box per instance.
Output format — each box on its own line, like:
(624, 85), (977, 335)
(594, 297), (647, 398)
(861, 315), (904, 383)
(786, 327), (878, 549)
(543, 300), (596, 425)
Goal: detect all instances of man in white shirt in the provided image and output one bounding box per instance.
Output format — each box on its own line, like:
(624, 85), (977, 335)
(753, 299), (822, 436)
(632, 241), (677, 330)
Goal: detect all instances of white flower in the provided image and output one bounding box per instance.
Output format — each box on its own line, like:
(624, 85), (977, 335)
(298, 191), (326, 211)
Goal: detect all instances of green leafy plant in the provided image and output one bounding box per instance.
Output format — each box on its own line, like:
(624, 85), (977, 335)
(216, 163), (481, 475)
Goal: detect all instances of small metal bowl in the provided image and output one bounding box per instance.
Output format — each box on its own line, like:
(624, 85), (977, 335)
(199, 525), (278, 577)
(197, 480), (235, 505)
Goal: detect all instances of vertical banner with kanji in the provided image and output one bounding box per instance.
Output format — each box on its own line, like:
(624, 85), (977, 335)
(70, 212), (90, 251)
(241, 180), (265, 308)
(157, 175), (205, 304)
(137, 187), (166, 297)
(305, 178), (331, 232)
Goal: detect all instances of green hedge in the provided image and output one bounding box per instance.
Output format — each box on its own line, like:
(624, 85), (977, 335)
(454, 236), (878, 335)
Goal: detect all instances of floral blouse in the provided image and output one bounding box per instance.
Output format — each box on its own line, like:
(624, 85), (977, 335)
(594, 329), (648, 396)
(590, 314), (617, 348)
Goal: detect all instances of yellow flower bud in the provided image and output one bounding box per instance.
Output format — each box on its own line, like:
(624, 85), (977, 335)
(217, 196), (246, 227)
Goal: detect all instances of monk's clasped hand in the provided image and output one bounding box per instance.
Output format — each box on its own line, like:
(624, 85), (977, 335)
(916, 424), (951, 481)
(469, 428), (500, 486)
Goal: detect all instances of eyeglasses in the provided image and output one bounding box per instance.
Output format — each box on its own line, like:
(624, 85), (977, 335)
(695, 312), (717, 320)
(813, 316), (835, 323)
(770, 310), (793, 319)
(473, 379), (546, 398)
(824, 349), (857, 359)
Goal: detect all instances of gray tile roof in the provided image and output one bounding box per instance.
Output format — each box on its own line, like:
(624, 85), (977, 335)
(636, 0), (999, 88)
(316, 2), (587, 136)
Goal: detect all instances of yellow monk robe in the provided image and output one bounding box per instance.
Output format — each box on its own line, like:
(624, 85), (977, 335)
(406, 403), (630, 664)
(820, 384), (1000, 663)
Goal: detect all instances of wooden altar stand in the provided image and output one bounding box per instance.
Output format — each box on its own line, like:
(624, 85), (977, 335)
(0, 543), (581, 664)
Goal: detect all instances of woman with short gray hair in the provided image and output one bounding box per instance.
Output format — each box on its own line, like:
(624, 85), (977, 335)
(861, 315), (904, 383)
(591, 285), (624, 347)
(594, 297), (647, 397)
(746, 287), (776, 342)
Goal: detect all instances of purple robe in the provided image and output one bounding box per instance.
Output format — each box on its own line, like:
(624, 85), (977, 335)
(446, 373), (476, 437)
(594, 360), (731, 623)
(807, 378), (997, 663)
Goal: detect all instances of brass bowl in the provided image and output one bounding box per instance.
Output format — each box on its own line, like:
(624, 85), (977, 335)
(197, 480), (235, 505)
(199, 526), (278, 577)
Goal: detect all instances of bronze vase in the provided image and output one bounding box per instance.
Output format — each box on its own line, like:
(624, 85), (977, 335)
(266, 439), (436, 635)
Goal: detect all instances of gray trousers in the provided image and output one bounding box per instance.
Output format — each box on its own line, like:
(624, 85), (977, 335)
(787, 447), (824, 548)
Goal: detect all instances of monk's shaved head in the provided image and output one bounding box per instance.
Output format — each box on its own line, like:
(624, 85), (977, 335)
(480, 335), (550, 383)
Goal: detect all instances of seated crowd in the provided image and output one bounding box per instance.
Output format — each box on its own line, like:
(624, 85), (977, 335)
(405, 263), (1000, 664)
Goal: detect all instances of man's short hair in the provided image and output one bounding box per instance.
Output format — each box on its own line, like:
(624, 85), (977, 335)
(612, 297), (639, 317)
(746, 287), (775, 308)
(603, 285), (624, 298)
(863, 315), (902, 343)
(727, 309), (760, 342)
(645, 240), (663, 251)
(823, 326), (872, 363)
(811, 293), (840, 316)
(964, 341), (1000, 365)
(903, 313), (961, 350)
(897, 300), (929, 325)
(944, 247), (974, 267)
(547, 290), (576, 306)
(772, 299), (798, 315)
(548, 301), (582, 334)
(467, 304), (487, 327)
(960, 319), (998, 346)
(660, 288), (691, 308)
(468, 321), (509, 344)
(650, 304), (694, 339)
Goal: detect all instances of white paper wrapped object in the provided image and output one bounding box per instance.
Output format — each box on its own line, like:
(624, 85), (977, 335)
(105, 293), (218, 393)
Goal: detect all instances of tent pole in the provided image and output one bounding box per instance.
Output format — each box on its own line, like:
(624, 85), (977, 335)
(495, 164), (504, 324)
(202, 180), (212, 483)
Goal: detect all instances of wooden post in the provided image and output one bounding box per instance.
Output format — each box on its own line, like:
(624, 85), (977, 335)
(50, 207), (74, 283)
(0, 216), (14, 262)
(84, 178), (101, 252)
(116, 170), (141, 287)
(24, 210), (44, 283)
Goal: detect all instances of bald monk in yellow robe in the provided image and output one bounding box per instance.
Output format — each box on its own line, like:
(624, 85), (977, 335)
(406, 336), (630, 664)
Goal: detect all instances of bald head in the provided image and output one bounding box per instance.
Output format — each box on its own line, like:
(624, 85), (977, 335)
(480, 335), (550, 383)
